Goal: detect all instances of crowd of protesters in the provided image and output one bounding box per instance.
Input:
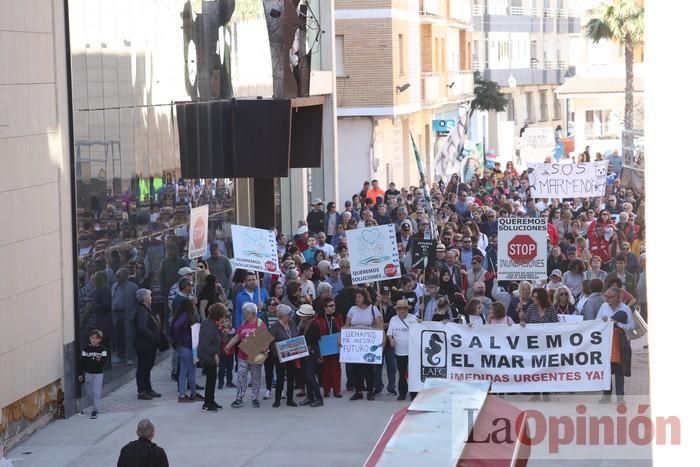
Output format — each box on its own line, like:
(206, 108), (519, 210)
(76, 155), (646, 417)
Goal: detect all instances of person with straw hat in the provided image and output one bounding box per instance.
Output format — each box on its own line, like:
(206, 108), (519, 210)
(387, 300), (418, 401)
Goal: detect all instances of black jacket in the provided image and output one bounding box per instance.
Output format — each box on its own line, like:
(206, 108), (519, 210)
(335, 286), (356, 318)
(198, 318), (222, 366)
(134, 304), (161, 350)
(117, 438), (169, 467)
(306, 210), (325, 234)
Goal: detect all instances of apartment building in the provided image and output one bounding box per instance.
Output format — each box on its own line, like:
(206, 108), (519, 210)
(470, 0), (580, 164)
(555, 0), (644, 165)
(335, 0), (474, 200)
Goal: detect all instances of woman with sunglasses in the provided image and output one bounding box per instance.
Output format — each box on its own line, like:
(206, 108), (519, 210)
(553, 286), (577, 315)
(315, 297), (344, 398)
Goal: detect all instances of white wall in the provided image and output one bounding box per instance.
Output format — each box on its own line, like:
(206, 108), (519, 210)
(337, 117), (373, 202)
(570, 94), (625, 155)
(0, 0), (74, 409)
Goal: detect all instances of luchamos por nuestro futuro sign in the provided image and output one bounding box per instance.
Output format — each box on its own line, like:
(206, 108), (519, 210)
(497, 218), (547, 282)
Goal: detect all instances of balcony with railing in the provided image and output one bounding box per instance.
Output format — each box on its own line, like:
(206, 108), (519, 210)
(544, 59), (556, 70)
(420, 0), (440, 16)
(447, 71), (475, 100)
(472, 59), (485, 71)
(472, 3), (484, 16)
(421, 72), (443, 105)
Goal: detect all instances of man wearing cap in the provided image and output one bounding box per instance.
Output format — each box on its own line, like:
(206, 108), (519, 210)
(325, 262), (343, 296)
(307, 199), (326, 235)
(387, 299), (418, 401)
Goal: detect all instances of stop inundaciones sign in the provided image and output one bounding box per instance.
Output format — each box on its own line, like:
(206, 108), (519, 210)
(508, 235), (537, 264)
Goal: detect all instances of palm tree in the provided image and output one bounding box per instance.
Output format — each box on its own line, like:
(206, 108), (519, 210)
(584, 0), (644, 163)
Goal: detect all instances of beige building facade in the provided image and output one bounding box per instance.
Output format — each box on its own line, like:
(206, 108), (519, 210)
(336, 0), (474, 200)
(0, 0), (76, 446)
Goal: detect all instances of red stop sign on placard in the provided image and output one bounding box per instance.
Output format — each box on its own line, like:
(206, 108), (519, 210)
(192, 216), (206, 249)
(508, 235), (537, 264)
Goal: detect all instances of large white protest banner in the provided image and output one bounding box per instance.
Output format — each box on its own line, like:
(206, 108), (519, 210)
(230, 225), (280, 274)
(497, 218), (547, 282)
(346, 225), (401, 284)
(188, 205), (209, 259)
(527, 161), (608, 199)
(339, 329), (384, 365)
(408, 321), (612, 393)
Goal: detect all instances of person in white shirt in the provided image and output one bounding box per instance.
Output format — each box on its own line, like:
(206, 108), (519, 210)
(596, 287), (634, 331)
(315, 232), (335, 259)
(387, 300), (418, 401)
(299, 263), (316, 300)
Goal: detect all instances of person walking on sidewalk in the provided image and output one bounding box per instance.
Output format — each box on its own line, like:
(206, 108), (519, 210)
(171, 299), (204, 403)
(117, 418), (169, 467)
(226, 303), (268, 409)
(297, 304), (323, 407)
(80, 329), (108, 419)
(134, 289), (163, 401)
(198, 303), (227, 412)
(269, 304), (299, 408)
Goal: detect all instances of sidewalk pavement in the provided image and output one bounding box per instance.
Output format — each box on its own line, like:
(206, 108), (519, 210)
(9, 336), (650, 467)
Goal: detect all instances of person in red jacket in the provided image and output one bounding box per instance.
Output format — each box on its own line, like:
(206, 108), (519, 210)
(589, 224), (613, 270)
(316, 296), (344, 398)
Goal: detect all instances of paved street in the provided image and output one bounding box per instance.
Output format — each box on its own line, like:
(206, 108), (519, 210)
(8, 336), (649, 467)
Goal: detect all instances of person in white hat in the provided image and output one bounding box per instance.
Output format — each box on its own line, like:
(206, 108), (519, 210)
(296, 304), (324, 407)
(387, 300), (418, 401)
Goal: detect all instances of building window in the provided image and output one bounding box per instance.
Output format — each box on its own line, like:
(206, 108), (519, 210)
(539, 90), (548, 121)
(506, 94), (516, 122)
(525, 91), (534, 122)
(585, 110), (613, 138)
(398, 34), (405, 76)
(336, 35), (346, 77)
(553, 96), (561, 120)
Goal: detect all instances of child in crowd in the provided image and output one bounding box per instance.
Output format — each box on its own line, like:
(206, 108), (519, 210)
(218, 314), (236, 389)
(81, 329), (109, 419)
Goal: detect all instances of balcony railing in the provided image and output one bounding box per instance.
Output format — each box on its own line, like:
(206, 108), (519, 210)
(530, 58), (540, 69)
(472, 4), (484, 16)
(509, 6), (526, 15)
(544, 8), (557, 18)
(421, 72), (442, 104)
(544, 60), (556, 70)
(472, 60), (485, 71)
(420, 0), (440, 16)
(447, 71), (475, 99)
(557, 9), (568, 18)
(557, 60), (568, 69)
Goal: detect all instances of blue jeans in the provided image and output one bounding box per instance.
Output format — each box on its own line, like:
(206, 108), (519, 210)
(177, 346), (196, 397)
(373, 345), (397, 392)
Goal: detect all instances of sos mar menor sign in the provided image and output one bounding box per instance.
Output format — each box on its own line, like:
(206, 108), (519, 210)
(497, 217), (547, 282)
